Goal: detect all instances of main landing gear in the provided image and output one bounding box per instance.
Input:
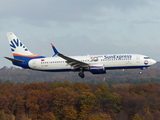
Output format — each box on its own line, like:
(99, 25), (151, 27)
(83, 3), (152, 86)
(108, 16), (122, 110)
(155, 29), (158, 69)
(78, 72), (85, 78)
(78, 68), (85, 78)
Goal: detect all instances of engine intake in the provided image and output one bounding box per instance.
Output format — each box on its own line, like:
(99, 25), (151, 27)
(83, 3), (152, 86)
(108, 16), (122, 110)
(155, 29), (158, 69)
(89, 64), (106, 74)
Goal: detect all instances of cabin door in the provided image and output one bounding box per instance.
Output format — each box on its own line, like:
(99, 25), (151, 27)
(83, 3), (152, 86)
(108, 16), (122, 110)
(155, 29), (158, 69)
(32, 60), (36, 68)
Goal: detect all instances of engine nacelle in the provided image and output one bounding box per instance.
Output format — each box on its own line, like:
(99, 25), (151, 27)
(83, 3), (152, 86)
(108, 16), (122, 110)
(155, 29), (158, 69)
(89, 64), (106, 74)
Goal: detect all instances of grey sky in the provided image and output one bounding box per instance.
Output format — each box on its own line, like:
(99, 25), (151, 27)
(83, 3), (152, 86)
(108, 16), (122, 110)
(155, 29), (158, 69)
(0, 0), (160, 67)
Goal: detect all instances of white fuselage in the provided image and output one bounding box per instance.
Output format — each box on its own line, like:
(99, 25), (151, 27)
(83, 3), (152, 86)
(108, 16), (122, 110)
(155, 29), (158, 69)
(28, 54), (156, 72)
(6, 32), (157, 78)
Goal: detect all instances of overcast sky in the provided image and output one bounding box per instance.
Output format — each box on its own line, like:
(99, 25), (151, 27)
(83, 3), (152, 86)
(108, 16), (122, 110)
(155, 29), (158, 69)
(0, 0), (160, 67)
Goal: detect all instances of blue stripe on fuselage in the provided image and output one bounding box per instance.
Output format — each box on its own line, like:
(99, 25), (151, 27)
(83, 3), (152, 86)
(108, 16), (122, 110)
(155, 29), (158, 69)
(28, 65), (151, 72)
(105, 66), (150, 70)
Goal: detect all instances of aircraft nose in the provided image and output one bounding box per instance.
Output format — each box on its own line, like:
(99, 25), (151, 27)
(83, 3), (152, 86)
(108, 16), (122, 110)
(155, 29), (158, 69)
(151, 59), (156, 65)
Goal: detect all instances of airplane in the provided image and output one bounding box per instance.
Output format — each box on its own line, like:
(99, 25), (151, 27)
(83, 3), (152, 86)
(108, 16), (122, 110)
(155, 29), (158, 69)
(5, 32), (156, 78)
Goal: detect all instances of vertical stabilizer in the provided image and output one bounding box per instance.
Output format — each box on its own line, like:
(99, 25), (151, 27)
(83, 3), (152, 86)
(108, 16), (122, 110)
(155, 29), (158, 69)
(6, 32), (45, 68)
(7, 32), (34, 57)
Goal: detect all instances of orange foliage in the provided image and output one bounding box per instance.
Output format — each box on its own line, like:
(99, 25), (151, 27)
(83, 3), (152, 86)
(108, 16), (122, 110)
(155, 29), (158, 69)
(0, 81), (160, 119)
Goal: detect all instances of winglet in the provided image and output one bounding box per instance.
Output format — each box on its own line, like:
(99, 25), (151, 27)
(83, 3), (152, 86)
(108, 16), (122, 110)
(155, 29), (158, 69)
(50, 43), (59, 57)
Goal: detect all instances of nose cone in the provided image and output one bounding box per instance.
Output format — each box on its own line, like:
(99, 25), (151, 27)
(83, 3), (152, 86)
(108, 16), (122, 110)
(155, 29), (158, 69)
(151, 59), (156, 65)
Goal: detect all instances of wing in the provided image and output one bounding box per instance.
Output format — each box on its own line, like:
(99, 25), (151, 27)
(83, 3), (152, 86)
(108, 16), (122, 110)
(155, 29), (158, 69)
(58, 53), (89, 69)
(50, 44), (89, 69)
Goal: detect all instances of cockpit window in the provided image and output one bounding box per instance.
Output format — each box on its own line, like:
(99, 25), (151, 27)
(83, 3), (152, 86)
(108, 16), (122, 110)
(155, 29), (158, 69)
(144, 57), (150, 59)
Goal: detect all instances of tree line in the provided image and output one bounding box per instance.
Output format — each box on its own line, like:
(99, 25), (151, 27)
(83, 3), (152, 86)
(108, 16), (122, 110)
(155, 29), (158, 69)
(0, 81), (160, 120)
(0, 68), (160, 84)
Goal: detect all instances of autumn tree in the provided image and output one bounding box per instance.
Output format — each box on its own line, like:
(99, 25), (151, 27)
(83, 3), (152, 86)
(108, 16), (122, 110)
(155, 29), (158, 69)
(52, 87), (78, 120)
(88, 112), (113, 120)
(77, 91), (96, 120)
(94, 82), (122, 115)
(132, 113), (142, 120)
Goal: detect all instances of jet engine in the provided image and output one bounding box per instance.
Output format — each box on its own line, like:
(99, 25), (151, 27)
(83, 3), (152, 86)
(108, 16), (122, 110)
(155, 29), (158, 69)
(89, 64), (106, 74)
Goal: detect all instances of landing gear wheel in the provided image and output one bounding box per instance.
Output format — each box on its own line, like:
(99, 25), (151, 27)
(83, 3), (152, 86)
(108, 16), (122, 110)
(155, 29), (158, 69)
(78, 72), (85, 78)
(139, 71), (143, 74)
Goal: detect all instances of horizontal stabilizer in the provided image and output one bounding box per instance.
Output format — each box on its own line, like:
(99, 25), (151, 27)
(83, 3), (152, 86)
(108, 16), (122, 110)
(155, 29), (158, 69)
(4, 57), (24, 63)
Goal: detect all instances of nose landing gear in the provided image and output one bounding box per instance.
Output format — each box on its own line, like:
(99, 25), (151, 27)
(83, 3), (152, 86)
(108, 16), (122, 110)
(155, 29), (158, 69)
(139, 71), (143, 74)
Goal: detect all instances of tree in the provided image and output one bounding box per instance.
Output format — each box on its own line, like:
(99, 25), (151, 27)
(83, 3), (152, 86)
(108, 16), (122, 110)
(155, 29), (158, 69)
(52, 87), (78, 119)
(37, 91), (54, 114)
(94, 83), (122, 115)
(50, 81), (71, 90)
(71, 82), (92, 94)
(41, 112), (56, 120)
(132, 114), (142, 120)
(0, 95), (12, 114)
(25, 90), (43, 119)
(77, 92), (96, 120)
(60, 106), (77, 120)
(88, 112), (112, 120)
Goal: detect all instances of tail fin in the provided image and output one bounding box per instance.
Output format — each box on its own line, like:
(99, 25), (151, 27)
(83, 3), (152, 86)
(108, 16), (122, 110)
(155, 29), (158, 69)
(6, 32), (45, 68)
(7, 32), (43, 59)
(7, 32), (34, 57)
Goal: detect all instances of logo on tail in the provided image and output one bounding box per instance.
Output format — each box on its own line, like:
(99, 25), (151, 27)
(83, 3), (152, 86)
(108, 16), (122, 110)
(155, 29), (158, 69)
(10, 39), (28, 52)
